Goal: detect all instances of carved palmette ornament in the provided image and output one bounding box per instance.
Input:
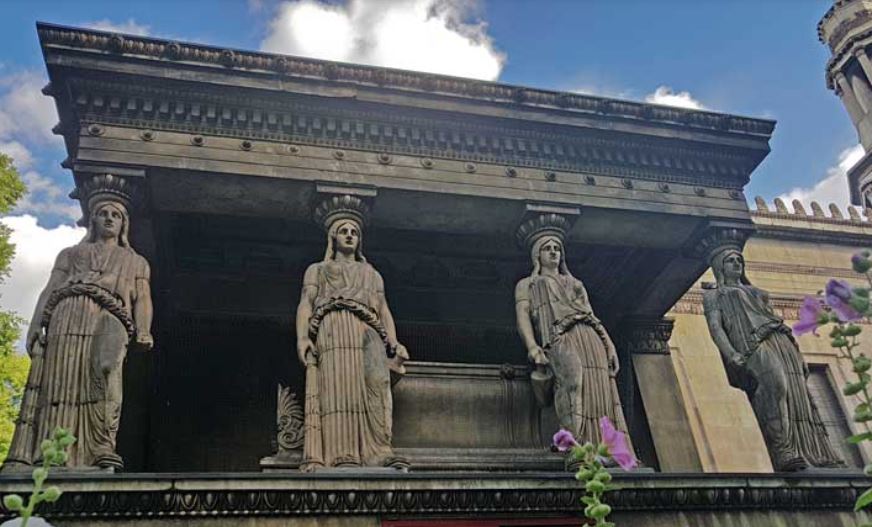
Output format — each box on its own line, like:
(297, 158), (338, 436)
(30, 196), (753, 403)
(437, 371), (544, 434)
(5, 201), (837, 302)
(276, 384), (304, 452)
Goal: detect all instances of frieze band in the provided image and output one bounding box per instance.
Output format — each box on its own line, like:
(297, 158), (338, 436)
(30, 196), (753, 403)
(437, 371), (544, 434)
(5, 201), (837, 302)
(0, 474), (863, 520)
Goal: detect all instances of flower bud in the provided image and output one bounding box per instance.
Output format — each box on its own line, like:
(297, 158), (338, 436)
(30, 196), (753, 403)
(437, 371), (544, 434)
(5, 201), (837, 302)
(575, 469), (594, 481)
(42, 486), (61, 503)
(595, 471), (613, 483)
(53, 451), (68, 465)
(32, 467), (47, 481)
(853, 253), (872, 274)
(844, 324), (863, 337)
(844, 382), (865, 396)
(42, 447), (57, 461)
(585, 480), (606, 494)
(590, 503), (612, 519)
(854, 356), (872, 373)
(3, 494), (23, 511)
(850, 295), (870, 314)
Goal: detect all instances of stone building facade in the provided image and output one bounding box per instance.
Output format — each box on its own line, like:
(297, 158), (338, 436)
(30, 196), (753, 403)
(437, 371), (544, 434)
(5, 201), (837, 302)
(1, 9), (871, 525)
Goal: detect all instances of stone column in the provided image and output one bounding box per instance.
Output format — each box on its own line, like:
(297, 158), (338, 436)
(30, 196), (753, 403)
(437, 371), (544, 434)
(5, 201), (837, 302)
(836, 71), (866, 127)
(616, 316), (703, 472)
(855, 48), (872, 92)
(850, 68), (872, 114)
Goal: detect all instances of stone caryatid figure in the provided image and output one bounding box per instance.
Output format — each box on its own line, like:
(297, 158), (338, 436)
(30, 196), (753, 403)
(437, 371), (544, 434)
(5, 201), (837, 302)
(514, 214), (632, 448)
(297, 194), (408, 471)
(4, 174), (153, 471)
(702, 237), (843, 471)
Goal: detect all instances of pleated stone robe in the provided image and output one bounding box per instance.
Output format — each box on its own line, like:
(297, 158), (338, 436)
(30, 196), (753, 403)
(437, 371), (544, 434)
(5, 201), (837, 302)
(704, 283), (844, 470)
(303, 260), (394, 468)
(8, 241), (149, 469)
(516, 270), (631, 447)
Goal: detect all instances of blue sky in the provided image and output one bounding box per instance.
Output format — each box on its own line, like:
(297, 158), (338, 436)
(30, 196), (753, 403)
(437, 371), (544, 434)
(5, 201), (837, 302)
(0, 0), (860, 324)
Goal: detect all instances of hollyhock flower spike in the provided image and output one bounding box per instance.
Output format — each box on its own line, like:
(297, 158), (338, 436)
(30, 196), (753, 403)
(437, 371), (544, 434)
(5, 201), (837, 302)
(599, 416), (637, 470)
(793, 296), (825, 337)
(552, 429), (579, 452)
(825, 279), (862, 322)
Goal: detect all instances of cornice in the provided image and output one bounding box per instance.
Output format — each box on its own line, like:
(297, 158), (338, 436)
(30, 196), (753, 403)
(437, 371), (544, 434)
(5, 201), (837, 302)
(64, 77), (757, 189)
(752, 224), (872, 246)
(0, 473), (864, 520)
(37, 22), (775, 139)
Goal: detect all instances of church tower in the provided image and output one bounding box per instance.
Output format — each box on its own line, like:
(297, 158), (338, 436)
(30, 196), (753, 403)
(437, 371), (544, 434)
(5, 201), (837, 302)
(820, 0), (872, 206)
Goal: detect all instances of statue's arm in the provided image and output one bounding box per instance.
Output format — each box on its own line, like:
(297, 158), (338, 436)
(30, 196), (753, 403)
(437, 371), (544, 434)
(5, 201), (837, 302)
(132, 257), (154, 351)
(703, 292), (744, 368)
(296, 264), (318, 365)
(375, 271), (400, 348)
(515, 280), (547, 365)
(26, 248), (71, 355)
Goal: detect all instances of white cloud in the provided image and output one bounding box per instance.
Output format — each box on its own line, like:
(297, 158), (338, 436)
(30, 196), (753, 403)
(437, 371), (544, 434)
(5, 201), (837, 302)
(83, 19), (151, 36)
(645, 85), (706, 110)
(0, 215), (85, 348)
(777, 143), (864, 209)
(261, 0), (505, 81)
(0, 141), (33, 169)
(0, 70), (58, 145)
(14, 170), (81, 222)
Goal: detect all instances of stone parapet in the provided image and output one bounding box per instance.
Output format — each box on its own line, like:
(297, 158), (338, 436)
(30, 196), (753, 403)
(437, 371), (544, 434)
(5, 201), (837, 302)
(0, 472), (865, 524)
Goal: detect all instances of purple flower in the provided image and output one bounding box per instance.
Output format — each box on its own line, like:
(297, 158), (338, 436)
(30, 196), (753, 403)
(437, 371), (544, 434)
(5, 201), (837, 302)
(825, 279), (862, 322)
(793, 296), (824, 336)
(552, 429), (579, 452)
(599, 416), (637, 471)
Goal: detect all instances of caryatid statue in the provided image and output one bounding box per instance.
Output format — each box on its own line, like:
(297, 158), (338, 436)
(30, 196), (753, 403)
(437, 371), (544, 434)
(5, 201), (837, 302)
(514, 214), (633, 450)
(297, 194), (409, 471)
(4, 174), (153, 471)
(701, 232), (843, 471)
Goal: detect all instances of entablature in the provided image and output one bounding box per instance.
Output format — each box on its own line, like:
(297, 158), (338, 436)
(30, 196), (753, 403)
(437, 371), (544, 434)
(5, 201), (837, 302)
(39, 22), (774, 193)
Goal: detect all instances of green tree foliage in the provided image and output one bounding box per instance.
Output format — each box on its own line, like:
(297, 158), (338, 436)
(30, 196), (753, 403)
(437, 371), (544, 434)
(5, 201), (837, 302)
(0, 152), (28, 462)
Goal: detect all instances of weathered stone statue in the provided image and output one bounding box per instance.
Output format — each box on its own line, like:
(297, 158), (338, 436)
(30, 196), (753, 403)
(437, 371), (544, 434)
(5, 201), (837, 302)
(4, 174), (153, 471)
(514, 216), (631, 449)
(703, 246), (843, 471)
(297, 195), (408, 471)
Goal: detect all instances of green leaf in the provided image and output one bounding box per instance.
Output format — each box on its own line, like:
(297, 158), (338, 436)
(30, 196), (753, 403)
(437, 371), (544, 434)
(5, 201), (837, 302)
(855, 487), (872, 511)
(848, 432), (872, 444)
(580, 496), (596, 506)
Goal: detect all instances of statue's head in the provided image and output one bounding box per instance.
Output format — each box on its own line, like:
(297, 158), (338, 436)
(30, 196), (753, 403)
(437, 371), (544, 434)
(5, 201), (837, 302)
(324, 217), (365, 262)
(530, 234), (570, 277)
(711, 248), (749, 286)
(87, 199), (130, 247)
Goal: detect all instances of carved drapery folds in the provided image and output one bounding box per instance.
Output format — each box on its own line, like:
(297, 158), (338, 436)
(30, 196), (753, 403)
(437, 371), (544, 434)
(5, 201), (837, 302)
(4, 171), (152, 472)
(297, 188), (409, 471)
(513, 204), (633, 455)
(698, 225), (844, 471)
